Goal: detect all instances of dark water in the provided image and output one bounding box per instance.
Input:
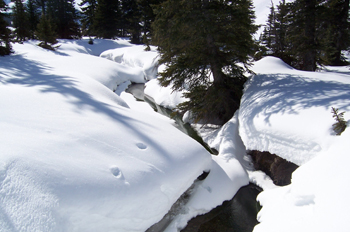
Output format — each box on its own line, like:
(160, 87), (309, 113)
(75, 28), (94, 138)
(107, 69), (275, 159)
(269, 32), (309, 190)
(125, 83), (261, 232)
(181, 184), (262, 232)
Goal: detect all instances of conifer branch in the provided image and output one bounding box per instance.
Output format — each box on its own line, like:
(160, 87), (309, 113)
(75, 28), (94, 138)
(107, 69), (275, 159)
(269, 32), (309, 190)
(331, 107), (347, 136)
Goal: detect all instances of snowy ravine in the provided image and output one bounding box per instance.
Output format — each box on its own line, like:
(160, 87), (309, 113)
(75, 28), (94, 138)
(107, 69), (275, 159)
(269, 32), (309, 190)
(1, 1), (349, 230)
(0, 39), (252, 232)
(240, 57), (350, 232)
(145, 54), (350, 232)
(0, 39), (213, 232)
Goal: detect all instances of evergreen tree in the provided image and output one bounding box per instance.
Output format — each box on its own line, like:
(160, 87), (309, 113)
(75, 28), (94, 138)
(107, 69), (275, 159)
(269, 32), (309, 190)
(152, 0), (257, 125)
(12, 0), (30, 42)
(35, 0), (48, 14)
(260, 2), (277, 54)
(321, 0), (350, 66)
(93, 0), (120, 39)
(79, 0), (97, 36)
(121, 0), (141, 43)
(27, 0), (40, 39)
(46, 0), (80, 39)
(0, 0), (12, 55)
(137, 0), (164, 43)
(36, 13), (57, 50)
(286, 0), (321, 71)
(260, 0), (293, 65)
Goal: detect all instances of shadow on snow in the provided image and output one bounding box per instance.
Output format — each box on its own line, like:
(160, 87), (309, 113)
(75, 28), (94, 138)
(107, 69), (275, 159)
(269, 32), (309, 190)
(0, 52), (172, 160)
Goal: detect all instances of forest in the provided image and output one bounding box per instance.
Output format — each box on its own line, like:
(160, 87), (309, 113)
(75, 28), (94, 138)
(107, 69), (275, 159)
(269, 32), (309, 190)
(0, 0), (349, 123)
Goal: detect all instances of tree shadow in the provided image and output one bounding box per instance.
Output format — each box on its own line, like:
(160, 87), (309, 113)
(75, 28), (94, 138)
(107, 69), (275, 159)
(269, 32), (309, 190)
(243, 73), (350, 117)
(71, 38), (132, 56)
(320, 66), (350, 75)
(240, 72), (350, 138)
(0, 53), (172, 159)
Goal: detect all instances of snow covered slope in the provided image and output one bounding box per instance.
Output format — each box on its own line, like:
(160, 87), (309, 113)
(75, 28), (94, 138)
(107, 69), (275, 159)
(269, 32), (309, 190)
(239, 56), (350, 165)
(0, 39), (212, 232)
(239, 56), (350, 232)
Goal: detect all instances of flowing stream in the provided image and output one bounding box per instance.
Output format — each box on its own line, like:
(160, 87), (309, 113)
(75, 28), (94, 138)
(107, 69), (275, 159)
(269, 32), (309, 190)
(125, 83), (261, 232)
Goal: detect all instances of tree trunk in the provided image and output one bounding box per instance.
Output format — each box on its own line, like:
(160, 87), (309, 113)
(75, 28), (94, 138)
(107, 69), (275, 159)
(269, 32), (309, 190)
(206, 34), (225, 84)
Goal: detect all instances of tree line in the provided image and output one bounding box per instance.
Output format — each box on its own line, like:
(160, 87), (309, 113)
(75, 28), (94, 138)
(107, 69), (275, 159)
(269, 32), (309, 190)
(0, 0), (349, 125)
(258, 0), (350, 70)
(0, 0), (165, 52)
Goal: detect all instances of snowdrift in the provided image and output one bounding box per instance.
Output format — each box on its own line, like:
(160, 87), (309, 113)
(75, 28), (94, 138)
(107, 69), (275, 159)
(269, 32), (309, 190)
(239, 56), (350, 232)
(0, 39), (212, 232)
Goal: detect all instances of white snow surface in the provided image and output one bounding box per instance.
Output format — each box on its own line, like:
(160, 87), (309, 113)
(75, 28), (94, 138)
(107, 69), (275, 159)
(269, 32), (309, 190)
(0, 38), (251, 232)
(239, 56), (350, 166)
(238, 56), (350, 232)
(0, 39), (216, 232)
(100, 45), (159, 81)
(144, 79), (188, 110)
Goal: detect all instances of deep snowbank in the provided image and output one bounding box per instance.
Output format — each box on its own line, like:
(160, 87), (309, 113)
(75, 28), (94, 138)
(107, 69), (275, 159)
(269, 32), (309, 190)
(239, 56), (350, 165)
(100, 45), (159, 81)
(0, 39), (212, 232)
(239, 56), (350, 232)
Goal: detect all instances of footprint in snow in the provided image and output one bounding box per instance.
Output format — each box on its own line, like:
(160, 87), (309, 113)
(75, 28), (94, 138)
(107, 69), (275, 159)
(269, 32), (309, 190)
(136, 142), (147, 150)
(110, 166), (124, 179)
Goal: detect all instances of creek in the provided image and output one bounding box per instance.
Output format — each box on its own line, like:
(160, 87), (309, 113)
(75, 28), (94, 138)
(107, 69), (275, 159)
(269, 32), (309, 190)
(125, 83), (261, 232)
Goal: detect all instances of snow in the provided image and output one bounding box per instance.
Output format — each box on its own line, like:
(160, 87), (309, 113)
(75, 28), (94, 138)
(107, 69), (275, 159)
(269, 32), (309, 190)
(144, 79), (187, 110)
(100, 45), (159, 81)
(0, 37), (253, 232)
(2, 0), (350, 230)
(239, 56), (350, 165)
(0, 39), (215, 232)
(164, 113), (250, 231)
(238, 56), (350, 232)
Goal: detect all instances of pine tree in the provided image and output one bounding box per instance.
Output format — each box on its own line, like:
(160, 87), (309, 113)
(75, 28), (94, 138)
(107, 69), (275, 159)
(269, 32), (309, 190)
(286, 0), (319, 71)
(152, 0), (257, 125)
(27, 0), (40, 39)
(321, 0), (350, 66)
(121, 0), (141, 43)
(261, 2), (276, 54)
(260, 0), (293, 65)
(35, 0), (48, 14)
(79, 0), (97, 36)
(137, 0), (165, 43)
(36, 13), (57, 50)
(46, 0), (80, 39)
(0, 0), (12, 55)
(93, 0), (120, 39)
(12, 0), (30, 42)
(331, 107), (347, 135)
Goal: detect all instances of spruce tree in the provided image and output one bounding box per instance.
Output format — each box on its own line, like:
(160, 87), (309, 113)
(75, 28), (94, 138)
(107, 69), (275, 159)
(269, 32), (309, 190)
(27, 0), (40, 39)
(260, 0), (293, 65)
(12, 0), (30, 42)
(93, 0), (120, 39)
(137, 0), (165, 43)
(152, 0), (257, 125)
(46, 0), (80, 39)
(36, 13), (57, 50)
(322, 0), (350, 66)
(121, 0), (141, 43)
(79, 0), (97, 36)
(0, 0), (12, 55)
(35, 0), (48, 14)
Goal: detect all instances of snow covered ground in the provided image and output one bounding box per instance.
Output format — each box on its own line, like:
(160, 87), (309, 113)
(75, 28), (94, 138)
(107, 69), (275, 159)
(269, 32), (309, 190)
(147, 54), (350, 232)
(0, 38), (251, 232)
(240, 56), (350, 232)
(0, 39), (214, 232)
(2, 1), (350, 231)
